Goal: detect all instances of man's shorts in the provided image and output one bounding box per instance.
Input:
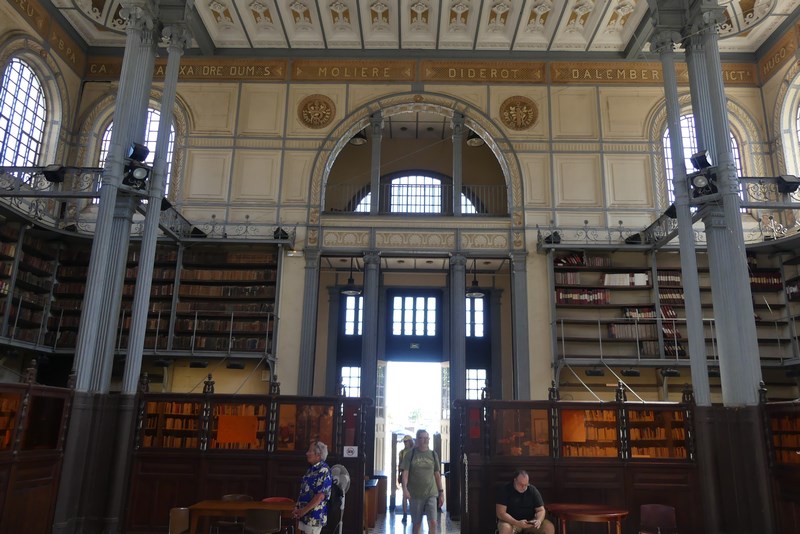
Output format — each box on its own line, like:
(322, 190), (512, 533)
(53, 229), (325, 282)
(409, 496), (439, 525)
(298, 522), (322, 534)
(497, 518), (554, 534)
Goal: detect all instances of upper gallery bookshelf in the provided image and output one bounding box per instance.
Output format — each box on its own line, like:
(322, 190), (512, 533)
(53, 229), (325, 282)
(550, 249), (791, 362)
(0, 229), (280, 357)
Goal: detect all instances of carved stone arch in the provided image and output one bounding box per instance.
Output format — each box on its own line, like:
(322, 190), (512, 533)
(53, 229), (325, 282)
(306, 92), (524, 230)
(74, 87), (190, 200)
(0, 32), (70, 165)
(646, 92), (766, 210)
(771, 61), (800, 176)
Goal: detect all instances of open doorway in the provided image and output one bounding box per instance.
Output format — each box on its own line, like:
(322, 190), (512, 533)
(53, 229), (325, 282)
(382, 361), (447, 510)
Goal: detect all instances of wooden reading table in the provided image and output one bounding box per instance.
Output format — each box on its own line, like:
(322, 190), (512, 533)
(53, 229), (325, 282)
(188, 499), (295, 534)
(547, 503), (629, 534)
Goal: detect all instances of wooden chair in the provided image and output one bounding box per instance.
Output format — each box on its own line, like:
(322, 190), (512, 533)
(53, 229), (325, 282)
(168, 507), (189, 534)
(639, 503), (678, 534)
(261, 497), (295, 534)
(211, 494), (254, 534)
(243, 509), (282, 534)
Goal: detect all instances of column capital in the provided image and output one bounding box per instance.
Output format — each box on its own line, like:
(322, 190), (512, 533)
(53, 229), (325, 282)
(369, 111), (384, 134)
(684, 0), (725, 37)
(363, 250), (381, 265)
(304, 248), (321, 266)
(451, 113), (465, 137)
(120, 1), (158, 32)
(510, 251), (528, 271)
(162, 24), (192, 53)
(449, 254), (467, 268)
(650, 30), (681, 54)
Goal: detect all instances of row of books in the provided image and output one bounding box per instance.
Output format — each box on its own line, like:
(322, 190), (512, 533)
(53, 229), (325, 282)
(181, 269), (276, 282)
(603, 272), (650, 287)
(631, 446), (687, 458)
(555, 288), (611, 305)
(607, 323), (658, 339)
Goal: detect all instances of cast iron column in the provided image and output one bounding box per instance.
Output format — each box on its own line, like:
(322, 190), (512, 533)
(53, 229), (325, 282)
(452, 114), (464, 215)
(360, 251), (380, 474)
(369, 112), (383, 213)
(297, 248), (321, 394)
(510, 251), (530, 399)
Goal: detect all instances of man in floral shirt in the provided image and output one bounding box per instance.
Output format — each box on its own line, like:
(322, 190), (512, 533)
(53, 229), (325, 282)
(292, 440), (332, 534)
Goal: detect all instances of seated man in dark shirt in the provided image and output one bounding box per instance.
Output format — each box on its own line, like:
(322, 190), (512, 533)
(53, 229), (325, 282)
(495, 470), (555, 534)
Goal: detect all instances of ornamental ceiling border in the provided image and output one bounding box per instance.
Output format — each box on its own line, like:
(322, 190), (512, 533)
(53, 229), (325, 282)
(306, 91), (524, 236)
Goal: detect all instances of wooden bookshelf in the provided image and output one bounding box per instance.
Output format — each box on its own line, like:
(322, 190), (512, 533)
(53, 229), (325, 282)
(766, 403), (800, 465)
(626, 407), (687, 459)
(559, 406), (619, 458)
(0, 392), (21, 451)
(140, 399), (202, 449)
(208, 400), (269, 450)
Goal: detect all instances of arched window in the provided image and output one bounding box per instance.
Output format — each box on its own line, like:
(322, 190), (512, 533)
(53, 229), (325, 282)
(354, 173), (479, 213)
(0, 58), (47, 167)
(99, 107), (175, 197)
(663, 114), (743, 203)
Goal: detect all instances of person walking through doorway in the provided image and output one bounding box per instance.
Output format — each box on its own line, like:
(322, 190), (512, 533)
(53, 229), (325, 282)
(400, 429), (443, 534)
(398, 434), (414, 523)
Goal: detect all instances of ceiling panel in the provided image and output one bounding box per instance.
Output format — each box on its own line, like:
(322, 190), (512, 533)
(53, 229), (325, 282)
(39, 1), (800, 56)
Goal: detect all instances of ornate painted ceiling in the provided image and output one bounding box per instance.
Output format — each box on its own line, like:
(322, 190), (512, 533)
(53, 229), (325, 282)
(43, 0), (800, 57)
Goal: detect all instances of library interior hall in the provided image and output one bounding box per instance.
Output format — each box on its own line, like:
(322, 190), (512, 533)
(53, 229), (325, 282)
(3, 0), (800, 533)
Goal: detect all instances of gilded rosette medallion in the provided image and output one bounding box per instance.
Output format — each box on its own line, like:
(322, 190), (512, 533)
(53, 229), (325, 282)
(298, 94), (336, 129)
(499, 96), (538, 131)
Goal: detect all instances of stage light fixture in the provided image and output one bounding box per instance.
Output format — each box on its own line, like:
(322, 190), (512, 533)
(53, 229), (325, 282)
(189, 361), (208, 368)
(777, 174), (800, 194)
(585, 368), (605, 377)
(660, 368), (681, 378)
(226, 361), (245, 370)
(690, 150), (711, 170)
(122, 142), (151, 190)
(621, 368), (640, 377)
(42, 164), (66, 183)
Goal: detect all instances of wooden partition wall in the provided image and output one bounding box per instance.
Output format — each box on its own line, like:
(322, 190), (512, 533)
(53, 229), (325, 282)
(0, 368), (73, 534)
(125, 391), (369, 533)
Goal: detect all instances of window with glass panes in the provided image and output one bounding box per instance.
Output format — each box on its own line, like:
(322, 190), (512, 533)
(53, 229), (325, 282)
(341, 366), (360, 397)
(98, 107), (175, 202)
(466, 368), (487, 400)
(344, 295), (363, 335)
(354, 175), (478, 213)
(1, 58), (46, 168)
(466, 296), (485, 337)
(662, 114), (743, 203)
(392, 295), (437, 336)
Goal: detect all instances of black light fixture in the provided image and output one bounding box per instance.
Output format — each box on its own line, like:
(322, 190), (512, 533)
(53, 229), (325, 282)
(690, 150), (712, 171)
(189, 361), (208, 368)
(660, 368), (681, 378)
(226, 361), (245, 370)
(688, 169), (718, 198)
(466, 259), (484, 298)
(122, 142), (151, 190)
(42, 164), (66, 183)
(153, 358), (172, 367)
(621, 368), (640, 377)
(585, 367), (605, 377)
(341, 257), (362, 296)
(466, 129), (484, 147)
(349, 129), (368, 146)
(777, 174), (800, 194)
(786, 367), (800, 378)
(708, 368), (721, 378)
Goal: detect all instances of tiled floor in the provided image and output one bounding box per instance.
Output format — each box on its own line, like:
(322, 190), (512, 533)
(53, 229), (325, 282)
(369, 508), (461, 534)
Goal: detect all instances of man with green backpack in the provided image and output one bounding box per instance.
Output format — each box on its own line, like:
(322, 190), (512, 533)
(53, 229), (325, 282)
(400, 429), (443, 534)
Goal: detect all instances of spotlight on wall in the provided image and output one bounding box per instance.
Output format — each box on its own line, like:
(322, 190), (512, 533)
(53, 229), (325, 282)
(585, 368), (605, 377)
(153, 359), (172, 368)
(660, 368), (681, 378)
(466, 130), (484, 147)
(690, 150), (712, 171)
(189, 361), (208, 368)
(777, 174), (800, 194)
(42, 164), (66, 183)
(341, 257), (362, 296)
(226, 361), (245, 370)
(621, 368), (640, 377)
(349, 129), (368, 146)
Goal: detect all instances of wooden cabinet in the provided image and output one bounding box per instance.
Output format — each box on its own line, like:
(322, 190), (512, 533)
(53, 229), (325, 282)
(140, 398), (202, 449)
(766, 401), (800, 465)
(626, 407), (687, 459)
(0, 392), (20, 451)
